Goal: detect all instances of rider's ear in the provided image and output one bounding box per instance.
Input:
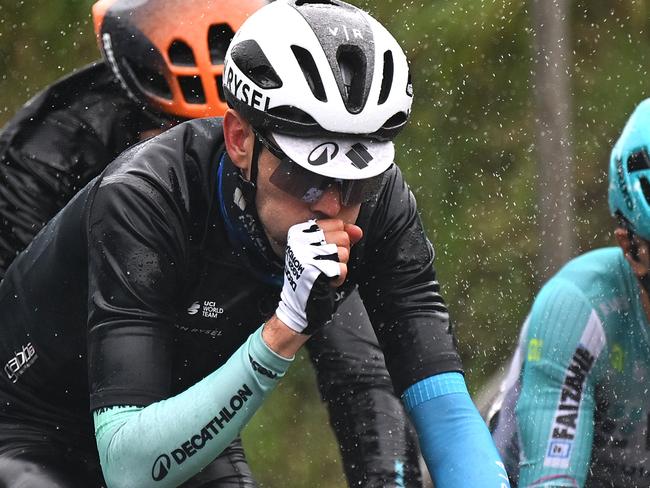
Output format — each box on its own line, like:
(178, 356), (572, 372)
(615, 227), (640, 262)
(223, 109), (254, 175)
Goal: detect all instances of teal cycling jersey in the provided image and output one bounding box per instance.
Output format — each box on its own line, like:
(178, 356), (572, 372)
(492, 247), (650, 488)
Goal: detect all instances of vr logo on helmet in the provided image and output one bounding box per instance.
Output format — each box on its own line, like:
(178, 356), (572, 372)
(327, 26), (364, 40)
(224, 66), (272, 112)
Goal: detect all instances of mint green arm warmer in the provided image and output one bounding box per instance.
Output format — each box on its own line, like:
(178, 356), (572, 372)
(93, 326), (292, 488)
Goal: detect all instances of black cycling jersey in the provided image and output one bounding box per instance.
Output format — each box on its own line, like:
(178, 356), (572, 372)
(0, 116), (460, 429)
(0, 66), (456, 486)
(0, 61), (167, 277)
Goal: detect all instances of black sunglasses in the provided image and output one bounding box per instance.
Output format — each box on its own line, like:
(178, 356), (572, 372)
(254, 130), (385, 206)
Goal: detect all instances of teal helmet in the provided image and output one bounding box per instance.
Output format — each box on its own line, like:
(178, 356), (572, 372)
(608, 98), (650, 240)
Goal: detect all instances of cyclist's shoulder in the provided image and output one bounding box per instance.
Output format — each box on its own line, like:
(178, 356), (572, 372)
(527, 247), (630, 343)
(0, 61), (134, 145)
(559, 246), (624, 274)
(381, 162), (409, 194)
(541, 247), (626, 301)
(7, 61), (123, 120)
(361, 163), (414, 224)
(47, 60), (120, 99)
(121, 118), (225, 166)
(100, 118), (225, 201)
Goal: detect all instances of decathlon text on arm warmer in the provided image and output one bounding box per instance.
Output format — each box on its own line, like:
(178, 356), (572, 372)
(402, 372), (510, 488)
(93, 326), (291, 488)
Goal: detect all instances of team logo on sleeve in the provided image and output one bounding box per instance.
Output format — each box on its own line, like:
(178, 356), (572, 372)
(152, 454), (172, 481)
(249, 355), (278, 379)
(3, 342), (37, 383)
(544, 311), (605, 469)
(151, 384), (254, 481)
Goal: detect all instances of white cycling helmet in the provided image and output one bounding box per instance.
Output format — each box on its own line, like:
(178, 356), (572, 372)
(223, 0), (413, 180)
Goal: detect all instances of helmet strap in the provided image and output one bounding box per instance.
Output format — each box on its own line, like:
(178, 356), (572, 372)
(626, 228), (650, 296)
(639, 273), (650, 297)
(238, 132), (263, 202)
(217, 153), (283, 287)
(628, 229), (641, 262)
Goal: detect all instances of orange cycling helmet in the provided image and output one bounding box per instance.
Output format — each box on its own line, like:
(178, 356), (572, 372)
(92, 0), (268, 119)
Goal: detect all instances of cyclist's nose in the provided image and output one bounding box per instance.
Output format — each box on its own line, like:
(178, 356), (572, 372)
(310, 184), (341, 217)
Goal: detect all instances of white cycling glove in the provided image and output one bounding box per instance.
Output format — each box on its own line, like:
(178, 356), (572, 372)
(275, 220), (341, 334)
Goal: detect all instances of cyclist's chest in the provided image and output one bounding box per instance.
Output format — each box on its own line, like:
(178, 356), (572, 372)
(169, 254), (280, 389)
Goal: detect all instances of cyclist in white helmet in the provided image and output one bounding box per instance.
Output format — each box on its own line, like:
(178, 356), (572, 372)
(0, 1), (508, 487)
(0, 0), (426, 484)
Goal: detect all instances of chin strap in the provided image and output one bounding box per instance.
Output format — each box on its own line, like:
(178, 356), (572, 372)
(625, 227), (650, 295)
(238, 133), (263, 202)
(217, 152), (283, 287)
(639, 271), (650, 296)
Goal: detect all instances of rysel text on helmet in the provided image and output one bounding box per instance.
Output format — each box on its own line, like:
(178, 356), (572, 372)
(225, 66), (272, 112)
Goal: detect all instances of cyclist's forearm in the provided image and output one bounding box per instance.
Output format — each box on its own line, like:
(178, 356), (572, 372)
(93, 325), (292, 488)
(403, 372), (510, 488)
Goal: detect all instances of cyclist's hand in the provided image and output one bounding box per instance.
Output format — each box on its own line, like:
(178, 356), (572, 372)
(275, 219), (360, 335)
(315, 219), (362, 287)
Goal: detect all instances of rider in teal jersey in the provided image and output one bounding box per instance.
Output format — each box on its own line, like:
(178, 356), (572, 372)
(490, 98), (650, 488)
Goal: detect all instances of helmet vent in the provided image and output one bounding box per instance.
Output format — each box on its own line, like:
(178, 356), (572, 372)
(291, 45), (327, 102)
(169, 40), (196, 67)
(627, 149), (650, 172)
(230, 40), (283, 89)
(178, 76), (206, 104)
(294, 0), (339, 6)
(268, 105), (317, 125)
(215, 75), (225, 101)
(124, 59), (172, 100)
(378, 50), (394, 105)
(640, 177), (650, 205)
(208, 24), (234, 65)
(406, 70), (413, 96)
(381, 112), (408, 130)
(337, 46), (367, 114)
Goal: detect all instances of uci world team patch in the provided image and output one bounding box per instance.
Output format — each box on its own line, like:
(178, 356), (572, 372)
(543, 310), (605, 469)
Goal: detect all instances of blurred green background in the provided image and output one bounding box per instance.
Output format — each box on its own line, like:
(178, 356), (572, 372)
(2, 0), (650, 485)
